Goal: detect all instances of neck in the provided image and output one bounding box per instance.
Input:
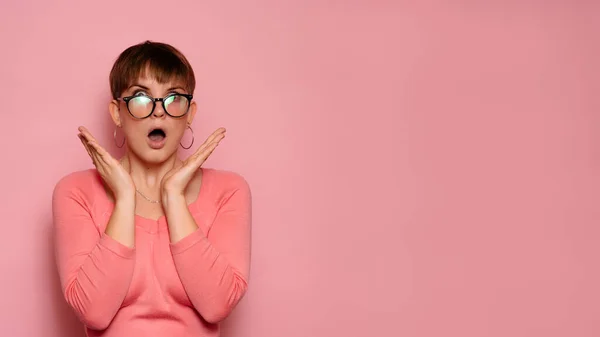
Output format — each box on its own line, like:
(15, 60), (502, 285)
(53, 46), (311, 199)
(121, 151), (181, 192)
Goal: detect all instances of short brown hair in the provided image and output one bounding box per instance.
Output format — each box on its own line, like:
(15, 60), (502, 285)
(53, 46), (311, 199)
(109, 40), (196, 99)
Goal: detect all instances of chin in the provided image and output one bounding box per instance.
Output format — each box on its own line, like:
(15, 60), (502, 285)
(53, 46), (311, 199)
(149, 149), (178, 164)
(132, 144), (178, 165)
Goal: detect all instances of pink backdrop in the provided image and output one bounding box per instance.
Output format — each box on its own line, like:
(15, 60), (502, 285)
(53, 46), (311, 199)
(1, 1), (599, 336)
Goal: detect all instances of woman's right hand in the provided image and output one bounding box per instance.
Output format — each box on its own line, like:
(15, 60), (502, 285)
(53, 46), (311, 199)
(78, 126), (135, 201)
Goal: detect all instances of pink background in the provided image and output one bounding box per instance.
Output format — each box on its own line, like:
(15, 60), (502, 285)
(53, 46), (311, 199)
(1, 1), (599, 336)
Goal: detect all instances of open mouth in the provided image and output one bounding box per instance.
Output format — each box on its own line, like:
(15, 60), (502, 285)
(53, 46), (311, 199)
(148, 128), (166, 142)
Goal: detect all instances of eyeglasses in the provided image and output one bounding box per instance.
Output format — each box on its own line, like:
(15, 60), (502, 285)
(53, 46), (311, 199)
(118, 93), (193, 119)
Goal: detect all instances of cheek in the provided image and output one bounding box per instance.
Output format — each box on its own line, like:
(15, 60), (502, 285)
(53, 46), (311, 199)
(122, 125), (144, 142)
(170, 123), (188, 140)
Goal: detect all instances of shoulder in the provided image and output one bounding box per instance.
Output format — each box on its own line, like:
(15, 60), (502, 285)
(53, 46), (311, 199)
(203, 168), (250, 190)
(202, 168), (251, 204)
(52, 169), (104, 207)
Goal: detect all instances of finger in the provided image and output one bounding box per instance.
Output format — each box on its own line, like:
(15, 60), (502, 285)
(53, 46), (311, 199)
(90, 148), (104, 169)
(183, 135), (219, 165)
(189, 133), (224, 163)
(78, 126), (99, 143)
(194, 128), (226, 153)
(85, 141), (101, 169)
(210, 127), (226, 138)
(206, 127), (226, 144)
(192, 140), (220, 165)
(78, 134), (93, 158)
(79, 136), (104, 170)
(87, 140), (111, 166)
(193, 131), (225, 158)
(78, 131), (108, 172)
(87, 140), (109, 158)
(180, 143), (218, 177)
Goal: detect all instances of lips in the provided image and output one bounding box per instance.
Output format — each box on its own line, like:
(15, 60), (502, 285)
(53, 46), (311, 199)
(147, 127), (167, 149)
(148, 128), (165, 141)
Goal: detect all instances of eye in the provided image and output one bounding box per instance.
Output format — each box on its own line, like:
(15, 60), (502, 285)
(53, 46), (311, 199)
(164, 94), (177, 105)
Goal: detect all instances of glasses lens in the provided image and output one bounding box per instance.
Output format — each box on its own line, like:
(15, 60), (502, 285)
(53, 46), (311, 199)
(128, 96), (153, 118)
(164, 94), (190, 117)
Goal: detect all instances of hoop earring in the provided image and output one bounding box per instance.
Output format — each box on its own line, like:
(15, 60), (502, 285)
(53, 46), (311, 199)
(180, 125), (194, 149)
(114, 127), (125, 148)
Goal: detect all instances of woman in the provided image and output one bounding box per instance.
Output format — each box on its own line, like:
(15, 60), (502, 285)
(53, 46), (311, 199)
(52, 41), (251, 337)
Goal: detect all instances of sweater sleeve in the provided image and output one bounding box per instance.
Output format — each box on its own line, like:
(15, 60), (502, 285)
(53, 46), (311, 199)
(52, 174), (135, 330)
(169, 175), (252, 324)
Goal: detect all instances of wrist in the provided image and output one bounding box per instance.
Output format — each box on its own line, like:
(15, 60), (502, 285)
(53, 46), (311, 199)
(162, 191), (186, 210)
(115, 191), (135, 207)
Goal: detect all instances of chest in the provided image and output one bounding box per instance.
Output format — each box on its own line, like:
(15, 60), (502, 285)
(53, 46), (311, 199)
(117, 210), (217, 309)
(120, 224), (188, 308)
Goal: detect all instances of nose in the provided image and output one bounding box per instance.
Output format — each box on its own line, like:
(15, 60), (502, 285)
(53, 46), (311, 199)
(152, 98), (166, 118)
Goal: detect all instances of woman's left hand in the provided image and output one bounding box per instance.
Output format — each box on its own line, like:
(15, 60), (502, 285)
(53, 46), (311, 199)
(161, 127), (226, 202)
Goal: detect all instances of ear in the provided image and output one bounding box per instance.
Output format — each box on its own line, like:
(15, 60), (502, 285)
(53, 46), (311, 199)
(186, 100), (198, 125)
(109, 99), (122, 127)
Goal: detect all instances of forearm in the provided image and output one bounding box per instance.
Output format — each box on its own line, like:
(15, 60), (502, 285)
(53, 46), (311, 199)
(170, 234), (248, 323)
(163, 193), (248, 323)
(60, 195), (136, 329)
(105, 195), (136, 248)
(163, 193), (200, 243)
(53, 173), (137, 330)
(64, 235), (135, 330)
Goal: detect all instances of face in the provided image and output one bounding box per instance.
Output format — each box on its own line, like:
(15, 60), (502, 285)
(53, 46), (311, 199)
(109, 74), (197, 164)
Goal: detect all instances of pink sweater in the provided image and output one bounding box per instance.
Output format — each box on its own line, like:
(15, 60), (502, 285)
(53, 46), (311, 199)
(52, 168), (251, 337)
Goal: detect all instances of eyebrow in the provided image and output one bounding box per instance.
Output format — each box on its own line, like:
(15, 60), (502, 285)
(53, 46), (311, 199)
(127, 84), (150, 91)
(127, 84), (186, 92)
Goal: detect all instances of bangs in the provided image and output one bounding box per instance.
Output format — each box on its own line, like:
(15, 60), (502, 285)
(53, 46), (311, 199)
(109, 41), (195, 99)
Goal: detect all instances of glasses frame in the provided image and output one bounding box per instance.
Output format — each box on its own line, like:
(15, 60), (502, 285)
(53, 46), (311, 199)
(118, 92), (193, 119)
